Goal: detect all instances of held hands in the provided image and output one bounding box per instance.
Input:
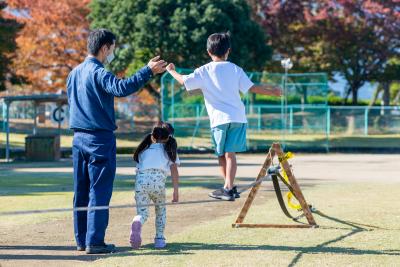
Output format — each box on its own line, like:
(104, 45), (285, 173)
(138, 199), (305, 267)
(172, 189), (179, 203)
(148, 56), (167, 75)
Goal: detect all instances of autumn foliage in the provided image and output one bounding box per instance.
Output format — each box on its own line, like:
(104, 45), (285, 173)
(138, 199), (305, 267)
(7, 0), (90, 92)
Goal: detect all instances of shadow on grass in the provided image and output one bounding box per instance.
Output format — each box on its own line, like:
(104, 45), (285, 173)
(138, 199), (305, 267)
(287, 210), (390, 266)
(2, 238), (398, 262)
(137, 241), (400, 257)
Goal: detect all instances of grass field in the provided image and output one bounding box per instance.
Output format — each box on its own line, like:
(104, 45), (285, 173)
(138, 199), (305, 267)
(1, 153), (400, 266)
(1, 132), (400, 152)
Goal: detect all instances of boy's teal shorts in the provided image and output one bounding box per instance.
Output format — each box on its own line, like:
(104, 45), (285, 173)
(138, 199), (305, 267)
(211, 122), (247, 156)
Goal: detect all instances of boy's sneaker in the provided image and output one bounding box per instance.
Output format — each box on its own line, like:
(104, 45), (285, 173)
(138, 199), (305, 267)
(232, 186), (240, 199)
(129, 215), (142, 249)
(208, 188), (235, 201)
(154, 238), (166, 249)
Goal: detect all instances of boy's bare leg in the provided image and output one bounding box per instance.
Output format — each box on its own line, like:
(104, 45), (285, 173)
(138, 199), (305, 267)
(224, 152), (237, 190)
(218, 156), (227, 182)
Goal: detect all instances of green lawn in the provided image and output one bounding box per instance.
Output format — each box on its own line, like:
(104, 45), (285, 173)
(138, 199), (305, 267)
(90, 183), (400, 267)
(1, 132), (400, 151)
(1, 157), (399, 266)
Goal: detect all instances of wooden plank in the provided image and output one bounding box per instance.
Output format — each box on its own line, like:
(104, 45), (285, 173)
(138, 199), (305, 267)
(233, 147), (275, 224)
(272, 143), (317, 226)
(233, 223), (314, 228)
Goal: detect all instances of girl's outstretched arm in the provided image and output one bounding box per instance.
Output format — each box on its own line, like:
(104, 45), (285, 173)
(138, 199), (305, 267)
(166, 63), (185, 85)
(249, 84), (282, 96)
(170, 163), (179, 202)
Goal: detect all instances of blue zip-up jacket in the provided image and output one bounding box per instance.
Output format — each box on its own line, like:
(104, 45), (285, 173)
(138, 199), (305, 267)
(67, 57), (153, 132)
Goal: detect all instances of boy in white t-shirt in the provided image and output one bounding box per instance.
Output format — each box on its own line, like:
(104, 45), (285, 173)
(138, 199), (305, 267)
(166, 32), (281, 201)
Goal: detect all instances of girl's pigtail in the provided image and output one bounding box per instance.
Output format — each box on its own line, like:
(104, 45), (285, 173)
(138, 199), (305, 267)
(165, 136), (177, 163)
(133, 134), (152, 163)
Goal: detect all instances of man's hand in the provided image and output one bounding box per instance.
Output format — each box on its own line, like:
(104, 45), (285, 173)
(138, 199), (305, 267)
(148, 56), (167, 75)
(172, 189), (179, 203)
(166, 63), (175, 72)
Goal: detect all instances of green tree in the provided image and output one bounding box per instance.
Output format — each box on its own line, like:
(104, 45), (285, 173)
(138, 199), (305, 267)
(258, 0), (400, 105)
(0, 0), (22, 91)
(370, 57), (400, 106)
(89, 0), (271, 103)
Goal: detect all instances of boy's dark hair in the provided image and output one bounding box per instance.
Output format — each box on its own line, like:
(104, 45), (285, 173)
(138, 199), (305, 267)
(87, 29), (116, 56)
(207, 32), (231, 57)
(133, 121), (178, 163)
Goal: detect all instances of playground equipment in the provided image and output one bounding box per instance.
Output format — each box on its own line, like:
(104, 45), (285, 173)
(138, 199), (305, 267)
(233, 143), (318, 228)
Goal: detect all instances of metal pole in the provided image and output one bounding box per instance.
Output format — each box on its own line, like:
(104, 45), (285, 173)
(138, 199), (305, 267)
(5, 101), (10, 162)
(191, 105), (200, 148)
(160, 73), (166, 121)
(289, 106), (293, 134)
(282, 68), (288, 148)
(326, 106), (331, 137)
(2, 102), (6, 131)
(33, 102), (37, 135)
(280, 58), (292, 149)
(57, 104), (61, 136)
(196, 105), (200, 126)
(257, 106), (261, 132)
(326, 106), (331, 152)
(364, 107), (368, 136)
(280, 77), (285, 147)
(171, 80), (175, 127)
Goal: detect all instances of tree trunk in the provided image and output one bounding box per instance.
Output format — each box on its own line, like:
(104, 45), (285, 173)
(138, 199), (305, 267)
(382, 82), (390, 106)
(351, 86), (358, 105)
(369, 84), (382, 107)
(381, 81), (391, 116)
(394, 87), (400, 105)
(343, 87), (351, 105)
(347, 83), (361, 134)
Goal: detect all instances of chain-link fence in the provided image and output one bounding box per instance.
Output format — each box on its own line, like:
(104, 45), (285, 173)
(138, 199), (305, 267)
(160, 69), (329, 122)
(2, 99), (399, 156)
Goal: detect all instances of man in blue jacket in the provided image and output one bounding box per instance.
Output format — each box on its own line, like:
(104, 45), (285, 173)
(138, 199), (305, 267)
(67, 29), (166, 254)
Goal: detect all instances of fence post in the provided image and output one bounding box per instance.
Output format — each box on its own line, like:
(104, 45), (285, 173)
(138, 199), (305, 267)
(289, 106), (293, 134)
(171, 80), (175, 126)
(196, 105), (200, 126)
(326, 106), (331, 137)
(5, 101), (10, 162)
(326, 106), (331, 152)
(2, 101), (6, 131)
(160, 73), (166, 121)
(257, 106), (261, 132)
(364, 107), (368, 136)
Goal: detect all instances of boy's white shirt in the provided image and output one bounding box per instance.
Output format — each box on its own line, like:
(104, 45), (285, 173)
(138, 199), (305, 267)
(182, 61), (254, 128)
(136, 143), (180, 175)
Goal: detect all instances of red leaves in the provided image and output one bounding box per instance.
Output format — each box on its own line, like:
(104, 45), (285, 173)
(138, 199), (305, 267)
(7, 0), (90, 92)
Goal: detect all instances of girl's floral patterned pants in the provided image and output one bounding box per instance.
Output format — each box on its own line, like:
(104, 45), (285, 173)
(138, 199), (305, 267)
(135, 168), (167, 239)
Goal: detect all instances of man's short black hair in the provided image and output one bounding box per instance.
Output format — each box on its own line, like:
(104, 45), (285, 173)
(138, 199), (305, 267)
(87, 29), (116, 56)
(207, 32), (231, 57)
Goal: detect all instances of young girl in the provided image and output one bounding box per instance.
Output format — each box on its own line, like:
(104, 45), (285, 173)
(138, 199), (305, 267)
(130, 121), (180, 249)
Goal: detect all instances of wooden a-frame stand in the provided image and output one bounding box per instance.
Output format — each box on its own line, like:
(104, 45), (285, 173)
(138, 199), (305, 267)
(233, 143), (318, 229)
